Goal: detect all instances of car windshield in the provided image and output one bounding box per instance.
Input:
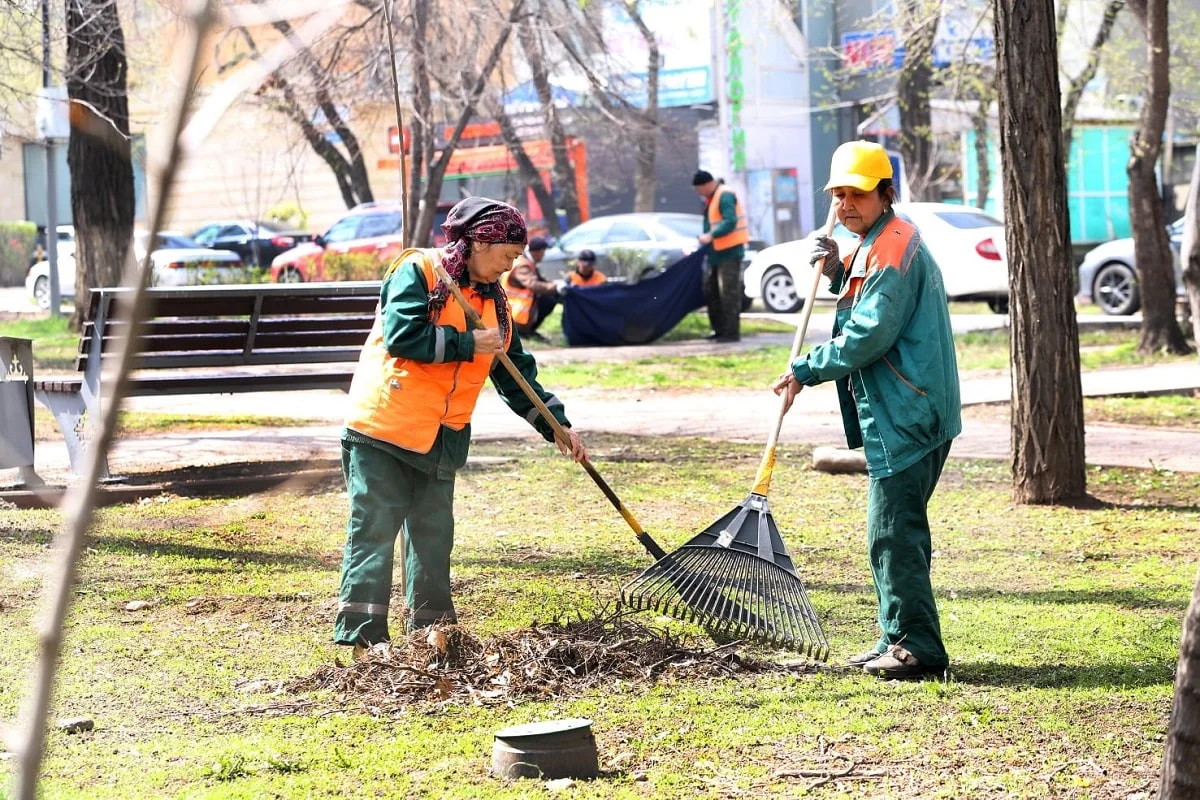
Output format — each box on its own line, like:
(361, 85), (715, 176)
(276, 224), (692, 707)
(657, 216), (704, 238)
(558, 220), (610, 248)
(932, 210), (1004, 229)
(157, 234), (201, 249)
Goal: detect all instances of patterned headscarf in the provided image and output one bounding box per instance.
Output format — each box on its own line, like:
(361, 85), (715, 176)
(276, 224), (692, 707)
(428, 197), (527, 340)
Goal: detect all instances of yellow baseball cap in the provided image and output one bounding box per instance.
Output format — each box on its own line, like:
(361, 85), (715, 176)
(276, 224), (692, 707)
(824, 140), (894, 191)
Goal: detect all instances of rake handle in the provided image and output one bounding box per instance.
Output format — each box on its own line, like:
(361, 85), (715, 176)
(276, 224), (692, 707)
(752, 202), (839, 496)
(429, 256), (667, 561)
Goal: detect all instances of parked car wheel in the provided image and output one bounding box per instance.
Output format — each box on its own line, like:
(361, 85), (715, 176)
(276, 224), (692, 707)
(986, 297), (1009, 314)
(278, 266), (305, 283)
(761, 266), (802, 313)
(1092, 261), (1140, 315)
(33, 276), (50, 309)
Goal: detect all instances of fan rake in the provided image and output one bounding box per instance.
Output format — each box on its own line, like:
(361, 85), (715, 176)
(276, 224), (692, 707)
(621, 206), (841, 661)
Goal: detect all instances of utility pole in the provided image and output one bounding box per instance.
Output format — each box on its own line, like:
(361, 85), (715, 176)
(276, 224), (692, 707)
(42, 0), (61, 317)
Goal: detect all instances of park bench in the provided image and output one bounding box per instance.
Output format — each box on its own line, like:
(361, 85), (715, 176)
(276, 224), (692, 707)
(34, 281), (381, 478)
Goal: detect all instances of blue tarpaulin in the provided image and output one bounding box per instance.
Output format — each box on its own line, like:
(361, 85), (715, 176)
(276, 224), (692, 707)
(560, 250), (706, 346)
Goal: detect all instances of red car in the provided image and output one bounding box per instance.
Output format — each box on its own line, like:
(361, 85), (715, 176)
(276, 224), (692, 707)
(269, 203), (453, 282)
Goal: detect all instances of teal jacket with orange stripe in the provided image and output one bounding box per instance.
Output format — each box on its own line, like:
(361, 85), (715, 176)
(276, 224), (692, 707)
(790, 208), (961, 478)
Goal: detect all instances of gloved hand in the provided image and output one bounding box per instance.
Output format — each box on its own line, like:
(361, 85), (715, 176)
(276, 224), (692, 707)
(809, 235), (840, 277)
(555, 279), (570, 296)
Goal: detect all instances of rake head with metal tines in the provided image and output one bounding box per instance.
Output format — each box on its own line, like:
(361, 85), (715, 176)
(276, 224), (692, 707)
(621, 492), (829, 660)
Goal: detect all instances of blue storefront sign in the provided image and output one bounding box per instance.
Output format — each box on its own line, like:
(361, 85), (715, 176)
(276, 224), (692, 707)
(613, 66), (712, 109)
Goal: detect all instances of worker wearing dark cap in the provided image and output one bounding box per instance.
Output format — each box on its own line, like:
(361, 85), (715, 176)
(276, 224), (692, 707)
(501, 235), (559, 343)
(693, 169), (748, 342)
(565, 249), (607, 287)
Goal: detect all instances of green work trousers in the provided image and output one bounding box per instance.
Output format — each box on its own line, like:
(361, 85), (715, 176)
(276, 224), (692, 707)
(866, 440), (952, 667)
(704, 255), (743, 340)
(334, 438), (457, 645)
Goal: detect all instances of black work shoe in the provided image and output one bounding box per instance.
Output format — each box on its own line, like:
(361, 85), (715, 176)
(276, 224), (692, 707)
(702, 331), (720, 341)
(847, 649), (883, 666)
(863, 645), (946, 680)
(715, 335), (740, 343)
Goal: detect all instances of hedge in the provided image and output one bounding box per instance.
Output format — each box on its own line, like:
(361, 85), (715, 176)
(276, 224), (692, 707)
(0, 221), (38, 287)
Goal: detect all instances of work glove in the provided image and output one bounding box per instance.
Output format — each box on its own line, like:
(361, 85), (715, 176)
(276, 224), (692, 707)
(809, 235), (840, 278)
(555, 279), (570, 296)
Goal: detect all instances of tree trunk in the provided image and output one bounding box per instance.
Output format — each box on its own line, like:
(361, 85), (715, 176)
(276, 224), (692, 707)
(493, 101), (562, 237)
(1126, 0), (1191, 354)
(627, 1), (659, 213)
(1181, 152), (1200, 350)
(993, 0), (1087, 504)
(406, 0), (431, 246)
(1061, 0), (1125, 156)
(65, 0), (135, 329)
(413, 0), (525, 244)
(273, 20), (373, 209)
(517, 16), (581, 229)
(972, 99), (991, 210)
(1160, 566), (1200, 798)
(896, 0), (939, 202)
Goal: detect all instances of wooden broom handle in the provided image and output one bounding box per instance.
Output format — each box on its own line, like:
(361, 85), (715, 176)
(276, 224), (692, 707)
(429, 255), (663, 555)
(751, 202), (839, 495)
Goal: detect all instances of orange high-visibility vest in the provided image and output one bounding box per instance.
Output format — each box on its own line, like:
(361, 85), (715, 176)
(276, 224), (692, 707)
(566, 270), (606, 287)
(707, 185), (749, 252)
(501, 255), (537, 325)
(344, 248), (510, 453)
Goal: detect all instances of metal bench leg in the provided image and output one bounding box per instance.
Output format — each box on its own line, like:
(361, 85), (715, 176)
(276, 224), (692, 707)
(34, 389), (111, 481)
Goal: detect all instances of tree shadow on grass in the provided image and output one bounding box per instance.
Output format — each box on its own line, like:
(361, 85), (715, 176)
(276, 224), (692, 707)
(806, 582), (1192, 612)
(951, 659), (1175, 690)
(1063, 494), (1200, 514)
(87, 536), (332, 571)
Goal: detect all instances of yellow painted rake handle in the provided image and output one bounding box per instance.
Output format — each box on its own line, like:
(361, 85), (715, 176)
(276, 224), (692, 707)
(430, 258), (668, 561)
(752, 202), (839, 497)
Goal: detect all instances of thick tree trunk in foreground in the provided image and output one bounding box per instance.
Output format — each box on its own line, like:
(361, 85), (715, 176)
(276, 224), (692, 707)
(1160, 567), (1200, 798)
(993, 0), (1087, 504)
(66, 0), (135, 329)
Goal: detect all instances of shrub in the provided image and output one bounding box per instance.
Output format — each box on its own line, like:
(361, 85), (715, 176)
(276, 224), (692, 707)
(265, 201), (309, 231)
(605, 246), (654, 282)
(322, 251), (386, 281)
(0, 221), (38, 287)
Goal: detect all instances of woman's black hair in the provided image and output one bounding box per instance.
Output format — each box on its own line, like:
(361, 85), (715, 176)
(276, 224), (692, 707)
(876, 178), (897, 204)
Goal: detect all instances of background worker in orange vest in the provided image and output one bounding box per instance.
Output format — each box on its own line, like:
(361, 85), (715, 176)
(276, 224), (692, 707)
(564, 249), (607, 287)
(693, 169), (749, 342)
(501, 236), (559, 343)
(336, 198), (587, 647)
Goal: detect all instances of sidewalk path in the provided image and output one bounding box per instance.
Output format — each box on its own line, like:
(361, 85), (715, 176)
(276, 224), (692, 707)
(19, 360), (1200, 484)
(8, 314), (1197, 483)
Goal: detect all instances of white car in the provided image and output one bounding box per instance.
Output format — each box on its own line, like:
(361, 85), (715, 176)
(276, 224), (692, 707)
(743, 202), (1010, 313)
(25, 231), (246, 308)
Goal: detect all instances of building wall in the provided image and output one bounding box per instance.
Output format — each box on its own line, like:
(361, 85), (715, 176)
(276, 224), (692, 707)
(143, 100), (399, 236)
(0, 136), (29, 222)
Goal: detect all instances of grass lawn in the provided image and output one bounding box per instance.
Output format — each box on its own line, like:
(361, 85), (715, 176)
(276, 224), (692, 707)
(962, 393), (1200, 431)
(0, 435), (1194, 798)
(536, 326), (1194, 391)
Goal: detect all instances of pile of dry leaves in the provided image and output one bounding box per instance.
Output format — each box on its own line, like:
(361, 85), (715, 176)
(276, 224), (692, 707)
(289, 609), (809, 710)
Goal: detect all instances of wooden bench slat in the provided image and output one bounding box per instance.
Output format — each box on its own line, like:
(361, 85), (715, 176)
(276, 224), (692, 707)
(36, 370), (355, 396)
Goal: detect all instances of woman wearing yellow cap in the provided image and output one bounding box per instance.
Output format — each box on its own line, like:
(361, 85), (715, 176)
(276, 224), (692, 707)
(773, 140), (962, 680)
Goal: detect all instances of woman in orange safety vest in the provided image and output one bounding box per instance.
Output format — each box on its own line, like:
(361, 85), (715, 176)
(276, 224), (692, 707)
(336, 198), (587, 646)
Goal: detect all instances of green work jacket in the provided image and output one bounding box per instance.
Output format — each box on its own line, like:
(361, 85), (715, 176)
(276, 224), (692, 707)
(790, 209), (961, 477)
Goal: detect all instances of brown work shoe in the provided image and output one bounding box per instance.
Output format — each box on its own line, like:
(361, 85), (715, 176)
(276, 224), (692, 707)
(863, 645), (945, 680)
(847, 649), (883, 666)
